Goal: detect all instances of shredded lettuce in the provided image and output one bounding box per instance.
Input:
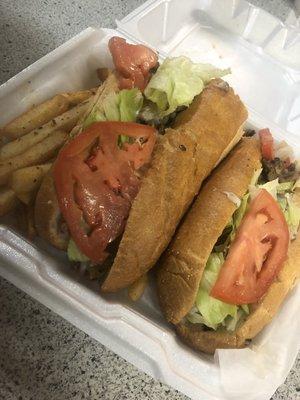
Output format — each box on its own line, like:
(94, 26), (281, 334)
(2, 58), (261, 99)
(196, 253), (237, 330)
(283, 194), (300, 238)
(144, 57), (230, 116)
(249, 178), (279, 200)
(277, 181), (294, 193)
(214, 193), (249, 252)
(234, 193), (249, 229)
(188, 253), (248, 330)
(83, 88), (143, 128)
(67, 239), (89, 263)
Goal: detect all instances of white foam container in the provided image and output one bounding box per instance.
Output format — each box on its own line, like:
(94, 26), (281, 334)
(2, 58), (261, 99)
(0, 1), (300, 399)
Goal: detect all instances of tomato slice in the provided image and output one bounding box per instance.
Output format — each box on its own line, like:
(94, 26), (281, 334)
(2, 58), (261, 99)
(259, 128), (274, 161)
(54, 122), (156, 263)
(109, 36), (158, 91)
(211, 189), (289, 304)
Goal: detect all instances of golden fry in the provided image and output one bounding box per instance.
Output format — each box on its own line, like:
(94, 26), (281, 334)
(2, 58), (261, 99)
(0, 130), (67, 185)
(0, 101), (89, 161)
(0, 90), (95, 141)
(128, 274), (148, 301)
(16, 191), (32, 205)
(0, 95), (69, 140)
(9, 163), (51, 195)
(61, 88), (96, 106)
(0, 187), (18, 216)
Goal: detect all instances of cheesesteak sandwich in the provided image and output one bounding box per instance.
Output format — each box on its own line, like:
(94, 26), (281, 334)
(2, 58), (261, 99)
(35, 36), (247, 293)
(157, 130), (300, 353)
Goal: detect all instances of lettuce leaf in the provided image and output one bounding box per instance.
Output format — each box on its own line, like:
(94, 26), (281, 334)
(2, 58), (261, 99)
(284, 194), (300, 238)
(119, 89), (144, 121)
(214, 193), (249, 252)
(234, 193), (249, 229)
(83, 88), (143, 128)
(249, 178), (279, 200)
(193, 253), (238, 330)
(67, 239), (89, 263)
(277, 181), (294, 193)
(144, 57), (230, 116)
(188, 252), (249, 331)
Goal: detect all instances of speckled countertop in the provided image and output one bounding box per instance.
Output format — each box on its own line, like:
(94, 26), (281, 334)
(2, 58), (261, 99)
(0, 1), (299, 399)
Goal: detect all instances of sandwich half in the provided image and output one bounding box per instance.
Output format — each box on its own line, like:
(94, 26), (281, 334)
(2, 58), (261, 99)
(157, 132), (300, 353)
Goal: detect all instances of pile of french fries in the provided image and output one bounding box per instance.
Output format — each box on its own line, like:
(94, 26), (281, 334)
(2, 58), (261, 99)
(0, 88), (96, 235)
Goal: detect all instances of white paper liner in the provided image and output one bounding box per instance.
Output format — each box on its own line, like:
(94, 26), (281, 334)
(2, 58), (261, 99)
(216, 284), (300, 400)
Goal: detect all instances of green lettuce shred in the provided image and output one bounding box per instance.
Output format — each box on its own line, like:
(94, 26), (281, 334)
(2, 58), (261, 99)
(214, 193), (249, 253)
(67, 239), (89, 263)
(83, 88), (143, 128)
(281, 194), (300, 238)
(144, 57), (230, 116)
(188, 253), (248, 331)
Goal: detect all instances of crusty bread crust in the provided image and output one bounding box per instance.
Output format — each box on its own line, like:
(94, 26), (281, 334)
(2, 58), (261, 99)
(176, 232), (300, 354)
(157, 138), (262, 324)
(101, 79), (248, 292)
(176, 323), (243, 354)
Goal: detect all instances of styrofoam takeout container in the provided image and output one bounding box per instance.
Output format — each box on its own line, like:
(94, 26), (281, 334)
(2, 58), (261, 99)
(0, 1), (300, 399)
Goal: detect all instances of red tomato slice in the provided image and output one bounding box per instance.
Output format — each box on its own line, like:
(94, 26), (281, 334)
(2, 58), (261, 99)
(259, 128), (274, 161)
(109, 36), (158, 91)
(211, 189), (289, 304)
(54, 122), (156, 263)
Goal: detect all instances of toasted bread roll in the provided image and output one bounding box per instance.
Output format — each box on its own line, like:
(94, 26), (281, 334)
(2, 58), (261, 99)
(176, 231), (300, 353)
(101, 79), (248, 292)
(157, 138), (262, 324)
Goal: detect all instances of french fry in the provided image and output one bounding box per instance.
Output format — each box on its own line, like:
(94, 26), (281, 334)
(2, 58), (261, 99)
(0, 187), (19, 216)
(0, 95), (69, 140)
(61, 89), (97, 106)
(16, 191), (33, 205)
(0, 130), (67, 185)
(0, 100), (90, 161)
(9, 163), (51, 195)
(0, 90), (95, 141)
(128, 274), (148, 301)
